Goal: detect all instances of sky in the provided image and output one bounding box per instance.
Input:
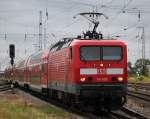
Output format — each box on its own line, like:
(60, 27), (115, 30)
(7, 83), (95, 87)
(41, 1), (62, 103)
(0, 0), (150, 70)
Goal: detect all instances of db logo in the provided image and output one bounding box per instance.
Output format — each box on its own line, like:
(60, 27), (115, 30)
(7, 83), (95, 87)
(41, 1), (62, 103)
(97, 69), (106, 74)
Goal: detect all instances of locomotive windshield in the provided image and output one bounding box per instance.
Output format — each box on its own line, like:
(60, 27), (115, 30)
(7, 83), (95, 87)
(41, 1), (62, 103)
(80, 47), (100, 60)
(80, 46), (122, 61)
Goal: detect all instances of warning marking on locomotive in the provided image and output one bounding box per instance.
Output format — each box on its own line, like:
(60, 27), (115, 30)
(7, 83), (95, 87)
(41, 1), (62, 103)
(80, 68), (123, 75)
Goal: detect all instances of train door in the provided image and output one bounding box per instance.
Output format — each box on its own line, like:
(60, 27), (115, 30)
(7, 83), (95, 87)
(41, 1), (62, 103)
(24, 58), (30, 87)
(41, 60), (48, 89)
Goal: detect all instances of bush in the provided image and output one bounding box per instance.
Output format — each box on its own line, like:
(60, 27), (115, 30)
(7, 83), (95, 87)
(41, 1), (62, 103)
(137, 75), (144, 81)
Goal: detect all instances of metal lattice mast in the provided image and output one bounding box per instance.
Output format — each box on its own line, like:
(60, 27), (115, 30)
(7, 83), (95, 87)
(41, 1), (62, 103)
(137, 27), (145, 59)
(39, 11), (43, 50)
(44, 23), (46, 49)
(142, 27), (145, 60)
(137, 26), (145, 69)
(44, 8), (48, 49)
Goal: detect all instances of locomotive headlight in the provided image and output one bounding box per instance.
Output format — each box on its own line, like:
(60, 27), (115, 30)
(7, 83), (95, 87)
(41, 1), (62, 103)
(118, 77), (123, 82)
(80, 77), (86, 82)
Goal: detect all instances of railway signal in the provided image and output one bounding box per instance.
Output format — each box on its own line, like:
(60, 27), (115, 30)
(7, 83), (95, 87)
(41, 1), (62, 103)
(9, 44), (15, 66)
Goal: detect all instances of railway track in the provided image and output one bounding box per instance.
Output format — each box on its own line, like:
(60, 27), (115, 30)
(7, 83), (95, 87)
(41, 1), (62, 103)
(129, 83), (150, 86)
(0, 80), (11, 92)
(128, 83), (150, 102)
(128, 90), (150, 102)
(0, 80), (7, 85)
(128, 83), (150, 91)
(83, 105), (149, 119)
(17, 86), (149, 119)
(110, 106), (149, 119)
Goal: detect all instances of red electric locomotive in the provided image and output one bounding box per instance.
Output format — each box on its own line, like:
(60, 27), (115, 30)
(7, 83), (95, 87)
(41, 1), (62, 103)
(47, 38), (127, 110)
(7, 12), (128, 111)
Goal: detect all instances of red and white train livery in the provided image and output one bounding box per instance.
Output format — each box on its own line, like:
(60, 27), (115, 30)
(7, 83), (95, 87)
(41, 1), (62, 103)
(7, 38), (127, 111)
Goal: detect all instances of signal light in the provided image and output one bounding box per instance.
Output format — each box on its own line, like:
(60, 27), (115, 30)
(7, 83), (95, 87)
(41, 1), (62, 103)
(9, 44), (15, 66)
(9, 44), (15, 58)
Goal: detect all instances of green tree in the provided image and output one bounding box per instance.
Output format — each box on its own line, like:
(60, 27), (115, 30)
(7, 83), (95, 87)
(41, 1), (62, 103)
(128, 61), (136, 74)
(134, 59), (150, 76)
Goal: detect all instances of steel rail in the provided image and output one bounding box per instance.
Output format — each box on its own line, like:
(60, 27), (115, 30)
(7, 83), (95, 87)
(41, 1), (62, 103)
(110, 106), (149, 119)
(121, 106), (149, 119)
(128, 90), (150, 102)
(128, 84), (150, 90)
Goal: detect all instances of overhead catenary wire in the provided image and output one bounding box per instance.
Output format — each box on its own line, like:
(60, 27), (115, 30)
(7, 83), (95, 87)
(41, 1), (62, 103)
(46, 0), (116, 39)
(52, 18), (81, 35)
(102, 0), (148, 39)
(103, 0), (133, 29)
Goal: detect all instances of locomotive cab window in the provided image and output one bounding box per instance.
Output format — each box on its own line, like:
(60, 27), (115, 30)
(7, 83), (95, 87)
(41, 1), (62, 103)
(80, 46), (122, 61)
(102, 47), (122, 60)
(80, 47), (101, 61)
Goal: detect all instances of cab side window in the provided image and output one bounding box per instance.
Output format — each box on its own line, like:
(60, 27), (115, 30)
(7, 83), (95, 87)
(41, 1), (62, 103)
(70, 47), (72, 63)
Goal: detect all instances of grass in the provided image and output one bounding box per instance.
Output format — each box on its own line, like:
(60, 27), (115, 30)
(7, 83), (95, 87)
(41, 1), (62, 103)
(37, 105), (70, 117)
(128, 75), (150, 83)
(0, 94), (70, 119)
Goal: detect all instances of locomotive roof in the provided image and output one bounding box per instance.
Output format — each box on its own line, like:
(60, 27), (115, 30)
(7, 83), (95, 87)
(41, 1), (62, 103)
(70, 39), (127, 46)
(50, 38), (73, 49)
(50, 38), (127, 52)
